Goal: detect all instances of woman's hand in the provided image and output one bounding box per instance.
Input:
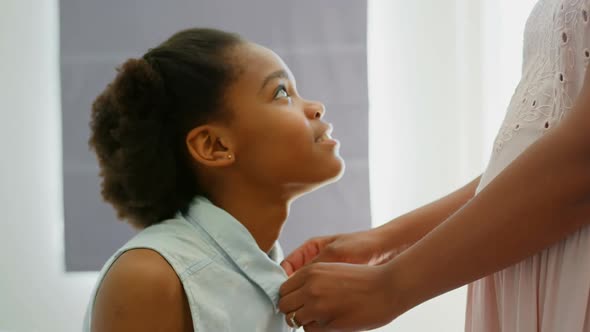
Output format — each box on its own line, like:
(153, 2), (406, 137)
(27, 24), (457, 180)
(279, 262), (403, 331)
(280, 229), (402, 276)
(280, 175), (484, 277)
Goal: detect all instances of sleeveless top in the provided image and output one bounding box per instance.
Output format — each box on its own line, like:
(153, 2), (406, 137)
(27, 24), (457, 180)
(83, 196), (293, 331)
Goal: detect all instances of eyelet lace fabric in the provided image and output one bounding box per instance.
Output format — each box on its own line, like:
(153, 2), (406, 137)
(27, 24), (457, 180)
(493, 0), (589, 154)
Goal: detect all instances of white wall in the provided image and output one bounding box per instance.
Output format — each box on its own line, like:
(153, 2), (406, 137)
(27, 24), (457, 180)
(368, 0), (537, 331)
(480, 0), (540, 155)
(368, 1), (479, 331)
(0, 1), (98, 331)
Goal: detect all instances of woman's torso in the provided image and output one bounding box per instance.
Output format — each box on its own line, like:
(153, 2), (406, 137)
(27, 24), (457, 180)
(466, 0), (590, 331)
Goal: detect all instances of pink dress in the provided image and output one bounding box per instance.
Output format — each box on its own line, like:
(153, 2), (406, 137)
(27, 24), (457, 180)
(466, 0), (590, 331)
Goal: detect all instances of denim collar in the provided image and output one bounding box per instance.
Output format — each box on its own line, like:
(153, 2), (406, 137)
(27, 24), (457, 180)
(182, 196), (287, 313)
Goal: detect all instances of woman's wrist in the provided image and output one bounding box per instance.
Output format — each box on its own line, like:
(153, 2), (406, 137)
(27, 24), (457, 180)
(384, 254), (422, 319)
(372, 218), (416, 260)
(371, 176), (482, 262)
(380, 259), (417, 320)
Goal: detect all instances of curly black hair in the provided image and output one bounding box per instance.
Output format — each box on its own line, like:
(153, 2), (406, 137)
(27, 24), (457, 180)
(89, 28), (243, 228)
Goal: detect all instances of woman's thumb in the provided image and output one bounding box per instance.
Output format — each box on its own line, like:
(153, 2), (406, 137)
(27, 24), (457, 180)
(311, 245), (340, 264)
(280, 260), (295, 276)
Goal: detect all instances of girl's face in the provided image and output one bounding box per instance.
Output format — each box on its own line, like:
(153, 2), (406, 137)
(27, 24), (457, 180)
(223, 42), (344, 194)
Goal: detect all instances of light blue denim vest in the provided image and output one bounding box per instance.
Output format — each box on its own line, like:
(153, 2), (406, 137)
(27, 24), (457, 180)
(83, 197), (293, 331)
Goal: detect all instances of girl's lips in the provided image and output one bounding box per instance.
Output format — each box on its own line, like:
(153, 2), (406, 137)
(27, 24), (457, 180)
(314, 124), (334, 143)
(316, 137), (339, 146)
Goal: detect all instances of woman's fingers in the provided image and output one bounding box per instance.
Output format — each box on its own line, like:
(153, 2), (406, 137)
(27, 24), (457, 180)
(284, 305), (318, 329)
(281, 245), (308, 276)
(279, 287), (305, 318)
(302, 321), (331, 332)
(279, 268), (310, 311)
(279, 263), (399, 331)
(281, 236), (334, 275)
(281, 259), (295, 276)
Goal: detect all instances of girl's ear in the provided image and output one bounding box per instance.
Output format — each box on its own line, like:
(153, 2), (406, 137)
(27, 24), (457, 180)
(186, 125), (235, 167)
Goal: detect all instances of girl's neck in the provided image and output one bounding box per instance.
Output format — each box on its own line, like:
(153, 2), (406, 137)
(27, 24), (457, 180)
(208, 184), (291, 253)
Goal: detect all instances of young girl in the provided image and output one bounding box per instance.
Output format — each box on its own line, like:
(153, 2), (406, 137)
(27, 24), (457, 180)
(279, 0), (590, 331)
(82, 28), (344, 332)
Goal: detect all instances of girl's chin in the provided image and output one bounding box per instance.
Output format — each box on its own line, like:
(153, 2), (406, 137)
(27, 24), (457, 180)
(328, 157), (345, 180)
(285, 161), (345, 200)
(283, 156), (345, 194)
(310, 157), (347, 187)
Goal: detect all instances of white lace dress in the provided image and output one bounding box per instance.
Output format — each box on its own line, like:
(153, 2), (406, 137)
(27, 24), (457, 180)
(466, 0), (590, 331)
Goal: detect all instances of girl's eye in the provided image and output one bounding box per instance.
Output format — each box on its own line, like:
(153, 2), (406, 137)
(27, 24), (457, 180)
(274, 85), (290, 100)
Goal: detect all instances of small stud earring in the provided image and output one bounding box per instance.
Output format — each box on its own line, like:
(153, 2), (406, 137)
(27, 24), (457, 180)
(227, 154), (232, 160)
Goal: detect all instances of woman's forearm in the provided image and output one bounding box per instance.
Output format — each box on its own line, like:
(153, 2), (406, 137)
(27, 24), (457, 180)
(391, 104), (590, 314)
(374, 175), (482, 255)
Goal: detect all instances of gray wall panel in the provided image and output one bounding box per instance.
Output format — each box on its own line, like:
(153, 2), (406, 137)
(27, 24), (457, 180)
(61, 0), (369, 270)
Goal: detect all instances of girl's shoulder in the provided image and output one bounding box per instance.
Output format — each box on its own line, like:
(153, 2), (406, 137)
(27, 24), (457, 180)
(91, 249), (193, 332)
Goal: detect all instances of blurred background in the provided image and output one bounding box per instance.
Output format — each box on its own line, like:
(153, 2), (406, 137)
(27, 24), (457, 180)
(0, 0), (537, 331)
